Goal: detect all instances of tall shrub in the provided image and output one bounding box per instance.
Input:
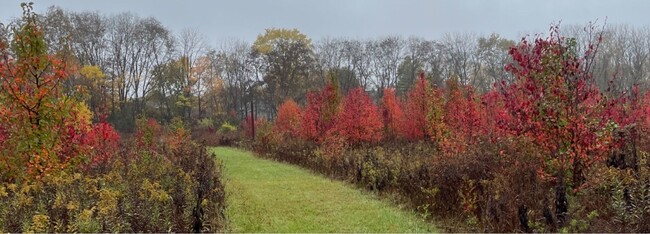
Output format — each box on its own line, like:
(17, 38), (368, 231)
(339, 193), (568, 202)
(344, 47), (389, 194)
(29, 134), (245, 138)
(274, 99), (302, 138)
(334, 88), (384, 145)
(380, 88), (404, 139)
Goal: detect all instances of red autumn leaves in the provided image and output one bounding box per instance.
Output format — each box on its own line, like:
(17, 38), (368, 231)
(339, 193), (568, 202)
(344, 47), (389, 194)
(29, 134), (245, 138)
(274, 99), (302, 138)
(337, 88), (383, 144)
(84, 120), (121, 168)
(270, 27), (649, 179)
(275, 85), (384, 146)
(263, 26), (650, 193)
(0, 10), (121, 180)
(380, 88), (403, 140)
(273, 74), (491, 150)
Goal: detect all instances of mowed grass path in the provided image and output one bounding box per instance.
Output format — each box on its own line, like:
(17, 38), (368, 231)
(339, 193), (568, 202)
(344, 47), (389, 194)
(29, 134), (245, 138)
(212, 147), (435, 233)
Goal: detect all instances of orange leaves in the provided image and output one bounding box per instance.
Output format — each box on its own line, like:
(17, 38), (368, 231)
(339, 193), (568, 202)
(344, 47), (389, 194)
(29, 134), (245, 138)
(334, 88), (383, 145)
(0, 9), (107, 182)
(380, 88), (404, 139)
(402, 74), (431, 140)
(274, 99), (302, 138)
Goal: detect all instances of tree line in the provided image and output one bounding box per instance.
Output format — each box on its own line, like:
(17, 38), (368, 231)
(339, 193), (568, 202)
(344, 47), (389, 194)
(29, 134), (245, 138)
(13, 6), (650, 130)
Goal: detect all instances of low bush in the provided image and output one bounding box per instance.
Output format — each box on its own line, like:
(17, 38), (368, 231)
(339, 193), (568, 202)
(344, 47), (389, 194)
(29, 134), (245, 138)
(0, 120), (226, 233)
(576, 151), (650, 232)
(255, 133), (650, 232)
(191, 121), (242, 147)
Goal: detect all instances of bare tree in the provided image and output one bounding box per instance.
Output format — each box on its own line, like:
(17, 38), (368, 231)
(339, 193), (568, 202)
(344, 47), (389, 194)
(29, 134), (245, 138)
(314, 37), (343, 85)
(369, 36), (404, 97)
(217, 40), (255, 118)
(104, 13), (174, 122)
(42, 6), (72, 54)
(68, 11), (108, 67)
(396, 37), (437, 95)
(440, 32), (479, 86)
(177, 28), (208, 120)
(343, 39), (373, 90)
(476, 33), (514, 91)
(133, 17), (174, 115)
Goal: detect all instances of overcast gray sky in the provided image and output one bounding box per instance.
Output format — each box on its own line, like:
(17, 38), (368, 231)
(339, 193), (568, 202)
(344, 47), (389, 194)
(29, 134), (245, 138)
(2, 0), (650, 44)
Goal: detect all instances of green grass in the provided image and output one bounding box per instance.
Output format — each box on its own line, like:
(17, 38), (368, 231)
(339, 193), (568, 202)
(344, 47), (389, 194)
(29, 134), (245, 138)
(212, 147), (436, 233)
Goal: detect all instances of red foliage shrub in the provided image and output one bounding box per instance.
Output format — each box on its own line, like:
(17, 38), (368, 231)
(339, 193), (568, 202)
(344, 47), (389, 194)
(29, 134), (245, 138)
(380, 88), (404, 139)
(274, 99), (302, 138)
(334, 88), (384, 145)
(607, 86), (650, 133)
(300, 82), (342, 143)
(442, 80), (487, 154)
(480, 90), (512, 140)
(602, 85), (650, 171)
(83, 120), (120, 169)
(258, 24), (650, 233)
(0, 107), (8, 146)
(58, 108), (93, 167)
(499, 27), (612, 228)
(301, 92), (322, 141)
(402, 74), (432, 140)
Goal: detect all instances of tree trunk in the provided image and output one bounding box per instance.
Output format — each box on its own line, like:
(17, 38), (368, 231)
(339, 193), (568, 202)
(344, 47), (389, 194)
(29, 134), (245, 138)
(555, 175), (568, 227)
(198, 94), (202, 119)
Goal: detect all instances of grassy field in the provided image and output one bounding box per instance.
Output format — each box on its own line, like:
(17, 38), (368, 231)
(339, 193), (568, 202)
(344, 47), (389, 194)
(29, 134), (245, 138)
(212, 147), (436, 233)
